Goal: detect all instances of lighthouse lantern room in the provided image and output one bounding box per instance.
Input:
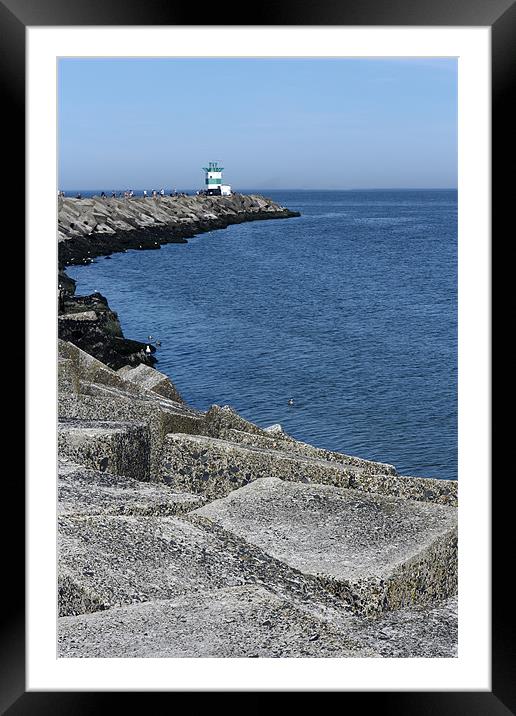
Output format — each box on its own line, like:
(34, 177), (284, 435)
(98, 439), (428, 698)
(203, 161), (232, 196)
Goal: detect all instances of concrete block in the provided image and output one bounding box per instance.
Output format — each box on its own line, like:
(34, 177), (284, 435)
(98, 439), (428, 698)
(58, 460), (205, 517)
(59, 339), (140, 394)
(58, 420), (151, 482)
(160, 433), (454, 506)
(204, 404), (397, 476)
(120, 363), (184, 403)
(223, 428), (397, 477)
(58, 389), (203, 479)
(193, 477), (458, 616)
(58, 585), (375, 658)
(159, 433), (362, 499)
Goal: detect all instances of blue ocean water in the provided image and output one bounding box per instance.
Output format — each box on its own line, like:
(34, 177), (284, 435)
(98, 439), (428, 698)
(66, 190), (457, 481)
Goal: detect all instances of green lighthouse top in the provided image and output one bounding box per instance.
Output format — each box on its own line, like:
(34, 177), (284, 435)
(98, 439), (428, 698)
(202, 161), (224, 172)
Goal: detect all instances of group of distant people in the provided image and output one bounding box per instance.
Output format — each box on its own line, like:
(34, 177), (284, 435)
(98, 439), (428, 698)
(58, 188), (194, 199)
(100, 190), (135, 198)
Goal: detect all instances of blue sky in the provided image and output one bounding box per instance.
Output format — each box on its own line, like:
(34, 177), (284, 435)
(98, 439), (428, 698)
(58, 57), (457, 190)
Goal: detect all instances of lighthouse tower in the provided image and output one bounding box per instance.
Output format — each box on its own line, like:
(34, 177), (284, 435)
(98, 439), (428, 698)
(202, 161), (231, 196)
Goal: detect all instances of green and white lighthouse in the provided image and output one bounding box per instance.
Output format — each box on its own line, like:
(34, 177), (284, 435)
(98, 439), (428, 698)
(203, 161), (231, 196)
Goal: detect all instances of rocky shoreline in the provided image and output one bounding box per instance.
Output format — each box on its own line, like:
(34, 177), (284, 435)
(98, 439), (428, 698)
(57, 194), (458, 658)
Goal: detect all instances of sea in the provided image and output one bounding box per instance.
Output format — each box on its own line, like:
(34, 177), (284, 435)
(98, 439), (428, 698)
(66, 189), (457, 481)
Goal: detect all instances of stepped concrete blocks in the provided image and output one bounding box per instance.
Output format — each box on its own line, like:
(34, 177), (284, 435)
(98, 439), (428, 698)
(159, 433), (361, 499)
(58, 420), (151, 482)
(203, 404), (265, 438)
(58, 585), (375, 658)
(223, 427), (397, 477)
(58, 460), (206, 517)
(193, 477), (458, 617)
(58, 386), (203, 480)
(118, 363), (184, 403)
(348, 471), (458, 507)
(204, 404), (397, 477)
(59, 340), (140, 395)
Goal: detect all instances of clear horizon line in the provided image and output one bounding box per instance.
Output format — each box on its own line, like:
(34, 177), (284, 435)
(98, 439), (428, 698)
(60, 186), (458, 192)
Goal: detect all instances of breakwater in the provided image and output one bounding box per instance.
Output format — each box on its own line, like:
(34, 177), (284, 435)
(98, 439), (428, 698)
(58, 192), (300, 267)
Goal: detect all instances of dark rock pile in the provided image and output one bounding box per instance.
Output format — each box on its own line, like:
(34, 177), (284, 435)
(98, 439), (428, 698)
(58, 283), (156, 369)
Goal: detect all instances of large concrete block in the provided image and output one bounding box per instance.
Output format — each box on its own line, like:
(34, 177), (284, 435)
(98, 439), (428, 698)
(159, 433), (363, 499)
(160, 433), (455, 506)
(58, 585), (375, 658)
(58, 420), (151, 482)
(58, 389), (203, 479)
(348, 471), (458, 507)
(118, 363), (184, 403)
(58, 460), (205, 517)
(204, 404), (397, 476)
(222, 428), (398, 476)
(59, 340), (140, 394)
(349, 595), (458, 658)
(58, 510), (360, 619)
(192, 477), (458, 617)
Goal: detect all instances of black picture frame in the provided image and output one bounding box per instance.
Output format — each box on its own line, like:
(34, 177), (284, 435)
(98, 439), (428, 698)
(6, 0), (510, 710)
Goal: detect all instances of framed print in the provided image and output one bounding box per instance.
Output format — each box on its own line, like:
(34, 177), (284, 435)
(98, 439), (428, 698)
(4, 0), (511, 710)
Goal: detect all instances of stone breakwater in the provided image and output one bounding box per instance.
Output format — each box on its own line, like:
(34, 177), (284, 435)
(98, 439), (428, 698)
(58, 193), (300, 267)
(58, 337), (458, 658)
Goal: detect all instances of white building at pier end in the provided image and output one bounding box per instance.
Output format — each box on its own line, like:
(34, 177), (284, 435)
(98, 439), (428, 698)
(203, 161), (232, 196)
